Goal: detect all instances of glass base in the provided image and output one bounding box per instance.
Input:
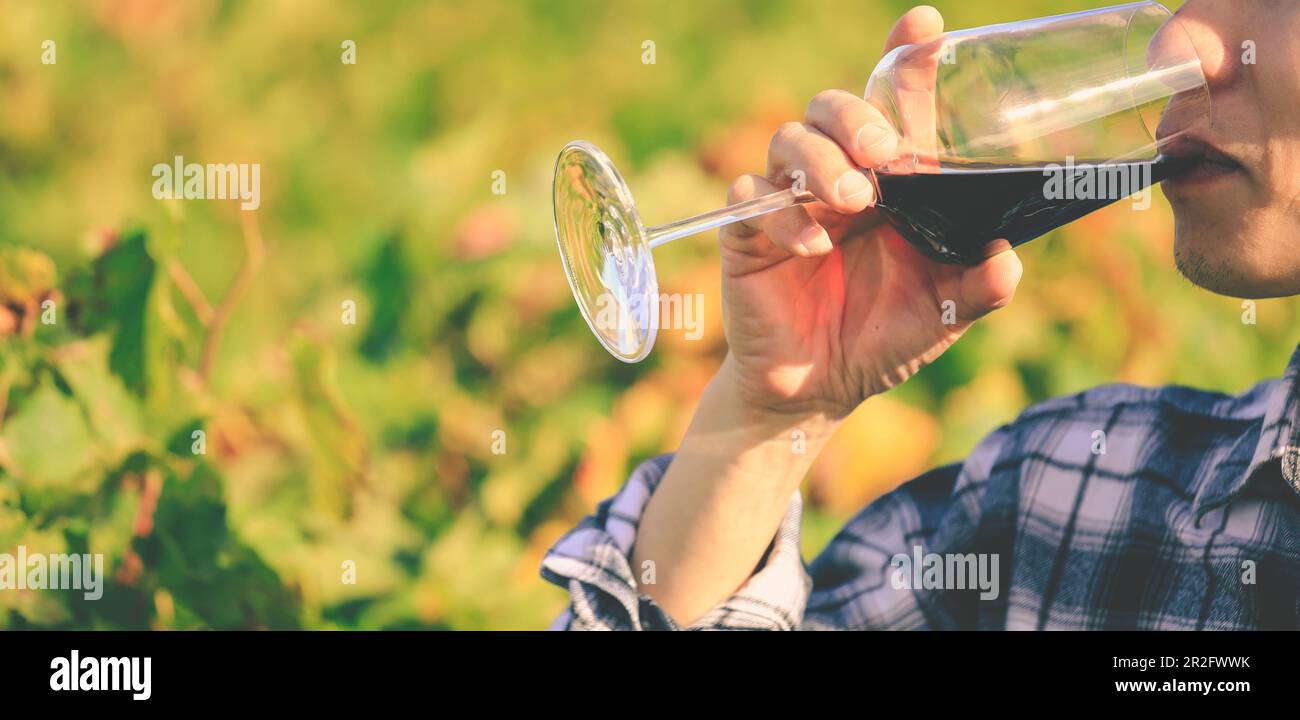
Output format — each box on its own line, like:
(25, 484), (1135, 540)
(552, 141), (659, 363)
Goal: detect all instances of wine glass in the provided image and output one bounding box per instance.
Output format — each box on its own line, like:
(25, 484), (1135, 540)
(553, 1), (1209, 362)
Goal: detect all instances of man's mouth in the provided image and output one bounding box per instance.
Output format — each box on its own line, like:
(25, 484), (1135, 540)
(1159, 135), (1245, 188)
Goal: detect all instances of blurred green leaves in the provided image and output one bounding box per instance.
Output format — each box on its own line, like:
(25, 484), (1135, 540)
(2, 379), (96, 488)
(145, 463), (301, 629)
(64, 231), (161, 394)
(360, 233), (412, 363)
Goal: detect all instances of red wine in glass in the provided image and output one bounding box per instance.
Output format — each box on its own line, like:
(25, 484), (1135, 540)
(872, 155), (1197, 265)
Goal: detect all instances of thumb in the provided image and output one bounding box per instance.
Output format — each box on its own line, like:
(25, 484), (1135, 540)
(956, 240), (1022, 321)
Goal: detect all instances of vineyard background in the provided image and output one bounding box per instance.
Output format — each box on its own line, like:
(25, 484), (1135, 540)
(2, 0), (1295, 630)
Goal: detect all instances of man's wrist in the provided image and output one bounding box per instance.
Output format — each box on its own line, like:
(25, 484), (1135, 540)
(713, 353), (844, 443)
(675, 356), (843, 487)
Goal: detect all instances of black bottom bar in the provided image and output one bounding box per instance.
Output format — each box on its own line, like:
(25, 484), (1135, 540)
(0, 630), (1285, 707)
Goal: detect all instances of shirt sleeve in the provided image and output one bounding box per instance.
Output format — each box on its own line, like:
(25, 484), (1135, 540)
(540, 454), (812, 630)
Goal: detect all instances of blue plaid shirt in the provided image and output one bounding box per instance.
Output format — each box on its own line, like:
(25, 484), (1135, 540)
(541, 344), (1300, 630)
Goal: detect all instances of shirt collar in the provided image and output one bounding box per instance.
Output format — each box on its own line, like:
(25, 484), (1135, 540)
(1193, 340), (1300, 525)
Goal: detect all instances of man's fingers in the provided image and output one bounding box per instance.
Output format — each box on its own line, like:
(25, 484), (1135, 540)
(724, 173), (774, 238)
(723, 173), (830, 258)
(806, 89), (899, 170)
(766, 121), (876, 214)
(883, 5), (945, 53)
(722, 7), (948, 262)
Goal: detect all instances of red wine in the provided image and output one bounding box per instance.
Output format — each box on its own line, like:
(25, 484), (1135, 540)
(872, 156), (1195, 265)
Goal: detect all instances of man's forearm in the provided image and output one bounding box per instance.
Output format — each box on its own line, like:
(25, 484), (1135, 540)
(630, 355), (842, 626)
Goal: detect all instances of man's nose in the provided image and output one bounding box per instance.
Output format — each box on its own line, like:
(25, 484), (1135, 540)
(1149, 7), (1234, 90)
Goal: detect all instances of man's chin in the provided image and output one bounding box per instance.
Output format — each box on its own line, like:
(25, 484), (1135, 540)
(1173, 243), (1243, 296)
(1173, 240), (1298, 299)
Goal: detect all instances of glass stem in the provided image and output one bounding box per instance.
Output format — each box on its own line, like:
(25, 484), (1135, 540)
(645, 187), (818, 248)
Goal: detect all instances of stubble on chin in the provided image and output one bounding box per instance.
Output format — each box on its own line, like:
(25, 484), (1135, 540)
(1173, 238), (1249, 297)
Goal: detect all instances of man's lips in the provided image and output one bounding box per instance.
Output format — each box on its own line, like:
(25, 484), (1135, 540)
(1158, 134), (1244, 186)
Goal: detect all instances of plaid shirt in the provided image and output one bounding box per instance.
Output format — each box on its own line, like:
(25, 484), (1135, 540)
(542, 344), (1300, 630)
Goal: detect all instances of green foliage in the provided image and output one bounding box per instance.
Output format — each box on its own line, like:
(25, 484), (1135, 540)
(65, 231), (161, 393)
(0, 247), (57, 307)
(360, 233), (412, 364)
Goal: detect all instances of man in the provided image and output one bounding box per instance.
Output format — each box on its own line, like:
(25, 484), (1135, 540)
(541, 1), (1300, 629)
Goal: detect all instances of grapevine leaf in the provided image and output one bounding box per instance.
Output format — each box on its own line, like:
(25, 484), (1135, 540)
(0, 380), (96, 487)
(54, 338), (145, 461)
(65, 230), (161, 393)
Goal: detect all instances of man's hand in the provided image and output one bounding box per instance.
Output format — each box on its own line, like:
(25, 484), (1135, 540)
(719, 5), (1022, 426)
